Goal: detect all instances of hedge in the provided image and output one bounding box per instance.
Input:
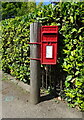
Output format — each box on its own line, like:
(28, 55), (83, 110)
(2, 2), (84, 111)
(2, 16), (31, 83)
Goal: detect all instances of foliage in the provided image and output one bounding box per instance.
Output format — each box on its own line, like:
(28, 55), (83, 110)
(59, 2), (84, 111)
(2, 16), (31, 83)
(2, 2), (84, 111)
(1, 2), (36, 20)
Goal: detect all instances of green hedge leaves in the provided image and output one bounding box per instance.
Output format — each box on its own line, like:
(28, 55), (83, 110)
(2, 17), (31, 83)
(60, 2), (84, 111)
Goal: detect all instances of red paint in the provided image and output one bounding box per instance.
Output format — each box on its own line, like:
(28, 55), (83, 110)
(41, 26), (58, 65)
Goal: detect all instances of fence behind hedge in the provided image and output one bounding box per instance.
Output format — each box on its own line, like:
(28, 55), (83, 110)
(2, 2), (84, 111)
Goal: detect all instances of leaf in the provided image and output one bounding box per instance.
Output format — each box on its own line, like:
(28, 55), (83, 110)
(69, 56), (74, 61)
(70, 16), (73, 23)
(57, 23), (61, 26)
(79, 36), (82, 40)
(78, 27), (84, 33)
(71, 50), (76, 56)
(75, 71), (80, 75)
(60, 26), (66, 31)
(75, 81), (82, 87)
(71, 28), (77, 33)
(66, 75), (72, 81)
(66, 92), (75, 98)
(71, 78), (76, 83)
(63, 49), (70, 54)
(65, 81), (70, 88)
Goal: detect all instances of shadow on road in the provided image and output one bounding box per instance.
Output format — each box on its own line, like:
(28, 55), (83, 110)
(40, 93), (58, 103)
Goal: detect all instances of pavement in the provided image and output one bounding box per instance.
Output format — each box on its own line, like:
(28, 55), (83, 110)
(1, 72), (84, 119)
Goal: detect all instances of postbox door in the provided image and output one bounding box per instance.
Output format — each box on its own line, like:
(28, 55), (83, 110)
(41, 26), (58, 65)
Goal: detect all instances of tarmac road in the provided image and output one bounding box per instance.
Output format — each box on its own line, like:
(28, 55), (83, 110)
(1, 72), (83, 119)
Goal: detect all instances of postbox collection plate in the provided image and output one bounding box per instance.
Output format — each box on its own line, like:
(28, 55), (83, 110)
(46, 45), (53, 58)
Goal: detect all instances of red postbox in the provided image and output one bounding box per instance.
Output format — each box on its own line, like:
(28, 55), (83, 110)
(41, 26), (58, 65)
(29, 25), (58, 65)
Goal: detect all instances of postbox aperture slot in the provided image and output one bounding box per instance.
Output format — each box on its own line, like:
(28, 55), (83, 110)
(43, 33), (56, 35)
